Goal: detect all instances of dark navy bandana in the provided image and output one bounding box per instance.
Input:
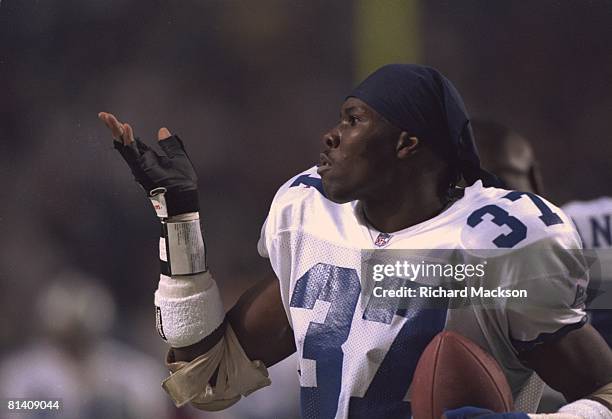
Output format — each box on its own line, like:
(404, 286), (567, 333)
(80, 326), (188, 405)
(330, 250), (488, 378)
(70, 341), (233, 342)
(349, 64), (499, 187)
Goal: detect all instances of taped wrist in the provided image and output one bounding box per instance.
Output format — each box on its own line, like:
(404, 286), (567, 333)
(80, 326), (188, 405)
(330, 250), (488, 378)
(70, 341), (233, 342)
(159, 212), (207, 276)
(149, 187), (200, 219)
(154, 271), (225, 348)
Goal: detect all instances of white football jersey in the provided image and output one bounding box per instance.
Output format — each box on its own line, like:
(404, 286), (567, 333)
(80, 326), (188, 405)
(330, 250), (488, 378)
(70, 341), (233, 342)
(562, 198), (612, 344)
(563, 197), (612, 250)
(258, 166), (587, 419)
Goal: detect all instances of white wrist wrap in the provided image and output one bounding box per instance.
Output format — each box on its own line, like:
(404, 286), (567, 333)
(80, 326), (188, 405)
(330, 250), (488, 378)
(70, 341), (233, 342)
(154, 271), (225, 348)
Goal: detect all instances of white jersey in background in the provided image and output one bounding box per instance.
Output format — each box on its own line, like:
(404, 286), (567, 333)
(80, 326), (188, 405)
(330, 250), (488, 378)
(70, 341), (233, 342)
(562, 197), (612, 347)
(563, 197), (612, 250)
(258, 166), (587, 419)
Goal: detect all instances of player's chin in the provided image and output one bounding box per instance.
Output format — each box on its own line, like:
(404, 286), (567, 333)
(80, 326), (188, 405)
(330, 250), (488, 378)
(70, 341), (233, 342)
(322, 178), (355, 204)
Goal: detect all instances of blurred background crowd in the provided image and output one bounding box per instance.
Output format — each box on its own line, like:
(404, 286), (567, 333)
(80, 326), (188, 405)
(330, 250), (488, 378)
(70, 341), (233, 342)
(1, 1), (611, 418)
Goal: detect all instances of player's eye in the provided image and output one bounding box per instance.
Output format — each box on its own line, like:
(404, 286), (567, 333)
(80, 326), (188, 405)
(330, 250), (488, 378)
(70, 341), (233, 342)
(337, 114), (361, 127)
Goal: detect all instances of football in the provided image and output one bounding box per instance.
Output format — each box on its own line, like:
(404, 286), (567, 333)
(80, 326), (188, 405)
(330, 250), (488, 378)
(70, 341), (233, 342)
(410, 330), (513, 419)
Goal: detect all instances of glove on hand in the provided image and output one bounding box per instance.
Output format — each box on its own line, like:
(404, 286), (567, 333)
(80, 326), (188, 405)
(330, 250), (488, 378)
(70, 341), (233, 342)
(114, 135), (199, 217)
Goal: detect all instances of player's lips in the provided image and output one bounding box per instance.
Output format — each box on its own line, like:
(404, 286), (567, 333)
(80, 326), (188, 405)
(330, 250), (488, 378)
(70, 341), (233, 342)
(317, 153), (332, 175)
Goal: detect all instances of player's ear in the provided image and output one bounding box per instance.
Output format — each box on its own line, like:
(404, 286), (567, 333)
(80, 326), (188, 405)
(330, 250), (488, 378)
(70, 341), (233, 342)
(396, 132), (419, 159)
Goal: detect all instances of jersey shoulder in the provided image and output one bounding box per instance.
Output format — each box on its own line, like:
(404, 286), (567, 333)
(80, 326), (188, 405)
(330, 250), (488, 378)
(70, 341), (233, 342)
(269, 166), (326, 209)
(259, 166), (344, 256)
(459, 182), (580, 251)
(266, 166), (337, 229)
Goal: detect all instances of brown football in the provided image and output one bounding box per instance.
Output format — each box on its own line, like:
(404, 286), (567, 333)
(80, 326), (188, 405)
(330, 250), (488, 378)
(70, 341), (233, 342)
(410, 330), (513, 419)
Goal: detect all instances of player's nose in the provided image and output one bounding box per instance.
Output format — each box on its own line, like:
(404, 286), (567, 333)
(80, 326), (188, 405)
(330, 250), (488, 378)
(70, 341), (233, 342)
(322, 128), (340, 149)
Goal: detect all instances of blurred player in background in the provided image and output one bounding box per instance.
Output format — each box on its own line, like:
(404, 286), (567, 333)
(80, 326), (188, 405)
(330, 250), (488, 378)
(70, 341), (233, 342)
(562, 198), (612, 346)
(0, 270), (171, 419)
(471, 119), (542, 194)
(99, 64), (612, 418)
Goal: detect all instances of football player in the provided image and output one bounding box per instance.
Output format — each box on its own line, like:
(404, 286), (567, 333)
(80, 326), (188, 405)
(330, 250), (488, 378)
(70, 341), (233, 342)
(470, 119), (543, 195)
(99, 64), (612, 418)
(563, 197), (612, 347)
(472, 119), (567, 414)
(472, 119), (612, 349)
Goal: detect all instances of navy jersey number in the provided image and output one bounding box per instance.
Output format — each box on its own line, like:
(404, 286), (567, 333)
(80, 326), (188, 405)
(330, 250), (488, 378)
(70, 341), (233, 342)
(503, 191), (563, 226)
(290, 264), (360, 419)
(290, 175), (326, 196)
(467, 205), (528, 248)
(467, 191), (563, 248)
(290, 264), (447, 419)
(349, 279), (447, 418)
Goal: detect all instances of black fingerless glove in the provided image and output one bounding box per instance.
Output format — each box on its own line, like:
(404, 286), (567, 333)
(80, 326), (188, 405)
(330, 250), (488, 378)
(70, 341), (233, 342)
(114, 135), (199, 217)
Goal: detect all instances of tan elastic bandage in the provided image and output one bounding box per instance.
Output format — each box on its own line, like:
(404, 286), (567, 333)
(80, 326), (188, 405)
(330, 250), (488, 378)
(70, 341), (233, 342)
(162, 324), (271, 411)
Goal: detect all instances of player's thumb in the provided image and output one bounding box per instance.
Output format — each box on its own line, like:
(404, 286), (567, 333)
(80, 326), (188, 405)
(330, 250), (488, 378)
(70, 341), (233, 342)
(158, 127), (172, 141)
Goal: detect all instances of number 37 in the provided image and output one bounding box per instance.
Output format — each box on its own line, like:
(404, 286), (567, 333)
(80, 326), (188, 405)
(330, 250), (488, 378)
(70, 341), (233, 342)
(467, 191), (563, 248)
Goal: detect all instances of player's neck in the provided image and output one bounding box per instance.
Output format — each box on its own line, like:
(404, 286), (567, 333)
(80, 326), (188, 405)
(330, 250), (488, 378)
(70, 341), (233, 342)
(361, 184), (450, 233)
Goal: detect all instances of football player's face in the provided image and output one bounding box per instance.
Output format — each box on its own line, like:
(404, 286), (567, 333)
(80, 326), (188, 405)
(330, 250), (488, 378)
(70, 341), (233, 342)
(319, 97), (399, 203)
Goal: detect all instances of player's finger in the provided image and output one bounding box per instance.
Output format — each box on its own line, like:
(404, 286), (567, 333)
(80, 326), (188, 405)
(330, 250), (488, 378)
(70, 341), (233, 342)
(157, 128), (190, 159)
(98, 112), (117, 133)
(158, 127), (172, 141)
(135, 138), (151, 154)
(98, 112), (125, 141)
(97, 112), (114, 133)
(123, 123), (135, 145)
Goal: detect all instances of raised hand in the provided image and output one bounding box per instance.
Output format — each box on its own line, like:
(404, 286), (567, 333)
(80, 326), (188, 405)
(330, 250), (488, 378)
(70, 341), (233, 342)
(98, 112), (199, 218)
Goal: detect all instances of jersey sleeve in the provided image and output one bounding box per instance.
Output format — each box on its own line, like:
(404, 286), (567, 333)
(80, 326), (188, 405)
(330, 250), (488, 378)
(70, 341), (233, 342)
(256, 166), (320, 261)
(255, 167), (321, 325)
(501, 232), (589, 351)
(256, 174), (297, 260)
(460, 189), (589, 351)
(257, 217), (270, 258)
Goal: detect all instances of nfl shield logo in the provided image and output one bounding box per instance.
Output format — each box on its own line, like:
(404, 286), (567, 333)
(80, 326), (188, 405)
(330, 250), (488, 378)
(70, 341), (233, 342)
(374, 233), (392, 247)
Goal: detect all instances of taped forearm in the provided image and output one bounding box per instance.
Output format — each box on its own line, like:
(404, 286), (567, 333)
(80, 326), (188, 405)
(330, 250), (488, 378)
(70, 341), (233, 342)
(154, 212), (224, 348)
(152, 210), (271, 410)
(163, 324), (271, 410)
(159, 212), (207, 276)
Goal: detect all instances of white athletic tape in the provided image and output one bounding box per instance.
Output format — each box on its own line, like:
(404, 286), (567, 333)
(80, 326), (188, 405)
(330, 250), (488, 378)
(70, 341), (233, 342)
(149, 187), (169, 218)
(159, 237), (168, 262)
(164, 219), (207, 275)
(154, 271), (224, 348)
(167, 212), (200, 222)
